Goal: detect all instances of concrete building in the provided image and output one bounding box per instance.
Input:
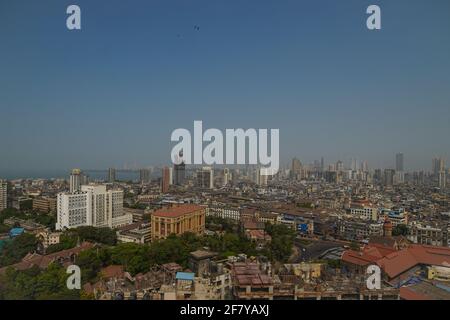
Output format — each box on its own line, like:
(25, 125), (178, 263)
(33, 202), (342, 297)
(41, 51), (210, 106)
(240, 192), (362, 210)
(384, 169), (395, 187)
(223, 168), (231, 186)
(161, 166), (171, 193)
(206, 206), (240, 221)
(349, 200), (378, 221)
(396, 153), (404, 172)
(33, 196), (57, 213)
(439, 170), (446, 189)
(196, 167), (214, 189)
(56, 184), (132, 230)
(174, 162), (185, 186)
(37, 230), (62, 248)
(116, 222), (151, 244)
(168, 167), (173, 185)
(338, 219), (384, 240)
(139, 169), (150, 184)
(151, 204), (205, 240)
(408, 222), (449, 247)
(256, 168), (268, 186)
(108, 168), (116, 183)
(69, 168), (88, 193)
(0, 179), (7, 211)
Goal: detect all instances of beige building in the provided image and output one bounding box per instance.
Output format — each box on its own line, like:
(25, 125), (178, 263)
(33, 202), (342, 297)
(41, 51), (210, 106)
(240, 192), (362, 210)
(37, 230), (62, 248)
(33, 197), (57, 213)
(151, 205), (205, 240)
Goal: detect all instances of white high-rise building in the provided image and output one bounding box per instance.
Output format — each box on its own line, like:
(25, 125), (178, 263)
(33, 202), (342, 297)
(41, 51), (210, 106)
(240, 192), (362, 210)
(168, 167), (173, 185)
(0, 179), (7, 211)
(259, 170), (268, 186)
(56, 184), (132, 230)
(69, 168), (88, 193)
(223, 168), (231, 186)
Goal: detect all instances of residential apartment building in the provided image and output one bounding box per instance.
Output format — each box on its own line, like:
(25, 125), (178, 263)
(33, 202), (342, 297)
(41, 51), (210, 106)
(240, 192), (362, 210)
(0, 179), (6, 211)
(338, 219), (384, 240)
(379, 208), (408, 227)
(408, 222), (449, 247)
(69, 168), (88, 193)
(161, 167), (171, 193)
(196, 167), (214, 189)
(349, 200), (378, 221)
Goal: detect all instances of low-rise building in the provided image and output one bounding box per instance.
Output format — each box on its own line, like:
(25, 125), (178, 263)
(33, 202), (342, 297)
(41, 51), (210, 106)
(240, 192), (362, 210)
(37, 230), (62, 248)
(407, 222), (449, 247)
(33, 196), (57, 213)
(206, 206), (240, 221)
(338, 219), (384, 240)
(116, 222), (151, 244)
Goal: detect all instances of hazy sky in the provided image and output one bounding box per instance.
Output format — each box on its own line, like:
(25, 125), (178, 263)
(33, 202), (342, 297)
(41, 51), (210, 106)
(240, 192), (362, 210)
(1, 0), (450, 177)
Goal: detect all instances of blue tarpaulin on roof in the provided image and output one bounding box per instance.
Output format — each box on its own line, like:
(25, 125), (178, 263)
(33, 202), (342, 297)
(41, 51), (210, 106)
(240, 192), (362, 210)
(176, 272), (195, 281)
(9, 227), (24, 237)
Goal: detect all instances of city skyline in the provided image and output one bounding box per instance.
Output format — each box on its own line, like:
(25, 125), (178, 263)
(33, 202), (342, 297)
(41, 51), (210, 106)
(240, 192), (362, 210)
(1, 0), (450, 176)
(0, 153), (449, 180)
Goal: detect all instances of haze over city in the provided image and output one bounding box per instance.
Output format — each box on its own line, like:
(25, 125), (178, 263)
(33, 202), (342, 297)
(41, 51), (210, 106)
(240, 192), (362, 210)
(1, 0), (450, 178)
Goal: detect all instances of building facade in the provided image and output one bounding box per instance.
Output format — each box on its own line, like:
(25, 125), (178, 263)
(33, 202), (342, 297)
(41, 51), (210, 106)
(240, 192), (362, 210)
(56, 184), (131, 230)
(33, 196), (57, 213)
(151, 205), (205, 240)
(0, 179), (7, 211)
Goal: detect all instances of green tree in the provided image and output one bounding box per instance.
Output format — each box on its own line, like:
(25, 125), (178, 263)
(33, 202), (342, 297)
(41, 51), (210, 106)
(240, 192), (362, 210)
(265, 224), (296, 262)
(0, 233), (37, 267)
(393, 224), (408, 236)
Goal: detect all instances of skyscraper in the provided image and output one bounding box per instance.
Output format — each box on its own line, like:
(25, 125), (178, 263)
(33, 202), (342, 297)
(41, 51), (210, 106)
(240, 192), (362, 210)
(256, 168), (268, 186)
(196, 167), (214, 189)
(291, 158), (302, 179)
(139, 168), (150, 184)
(350, 158), (357, 171)
(361, 161), (369, 173)
(161, 166), (171, 193)
(432, 157), (445, 176)
(439, 170), (446, 189)
(223, 168), (231, 186)
(168, 167), (173, 185)
(336, 160), (344, 172)
(174, 162), (185, 186)
(384, 169), (395, 186)
(108, 168), (116, 183)
(69, 168), (88, 193)
(395, 153), (404, 172)
(0, 179), (7, 211)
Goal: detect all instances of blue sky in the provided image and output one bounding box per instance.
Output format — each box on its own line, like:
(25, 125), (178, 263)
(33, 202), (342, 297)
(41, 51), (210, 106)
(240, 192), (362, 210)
(1, 0), (450, 177)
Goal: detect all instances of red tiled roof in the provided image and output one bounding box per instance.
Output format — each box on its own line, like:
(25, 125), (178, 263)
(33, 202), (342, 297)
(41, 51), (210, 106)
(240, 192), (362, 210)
(342, 250), (380, 266)
(343, 243), (450, 279)
(152, 204), (204, 218)
(0, 242), (94, 275)
(376, 250), (418, 279)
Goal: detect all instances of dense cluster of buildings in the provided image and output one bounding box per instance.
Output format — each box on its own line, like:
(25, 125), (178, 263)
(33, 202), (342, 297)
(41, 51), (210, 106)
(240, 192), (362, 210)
(1, 153), (450, 300)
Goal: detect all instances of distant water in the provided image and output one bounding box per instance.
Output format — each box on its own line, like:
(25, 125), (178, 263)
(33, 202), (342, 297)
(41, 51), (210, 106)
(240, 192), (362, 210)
(0, 170), (147, 181)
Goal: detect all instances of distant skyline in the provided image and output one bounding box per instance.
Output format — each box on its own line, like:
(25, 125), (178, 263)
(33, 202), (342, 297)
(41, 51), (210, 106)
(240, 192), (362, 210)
(1, 0), (450, 177)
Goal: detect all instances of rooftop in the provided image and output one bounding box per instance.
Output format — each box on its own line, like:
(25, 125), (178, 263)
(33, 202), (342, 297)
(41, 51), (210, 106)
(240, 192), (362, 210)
(152, 204), (204, 218)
